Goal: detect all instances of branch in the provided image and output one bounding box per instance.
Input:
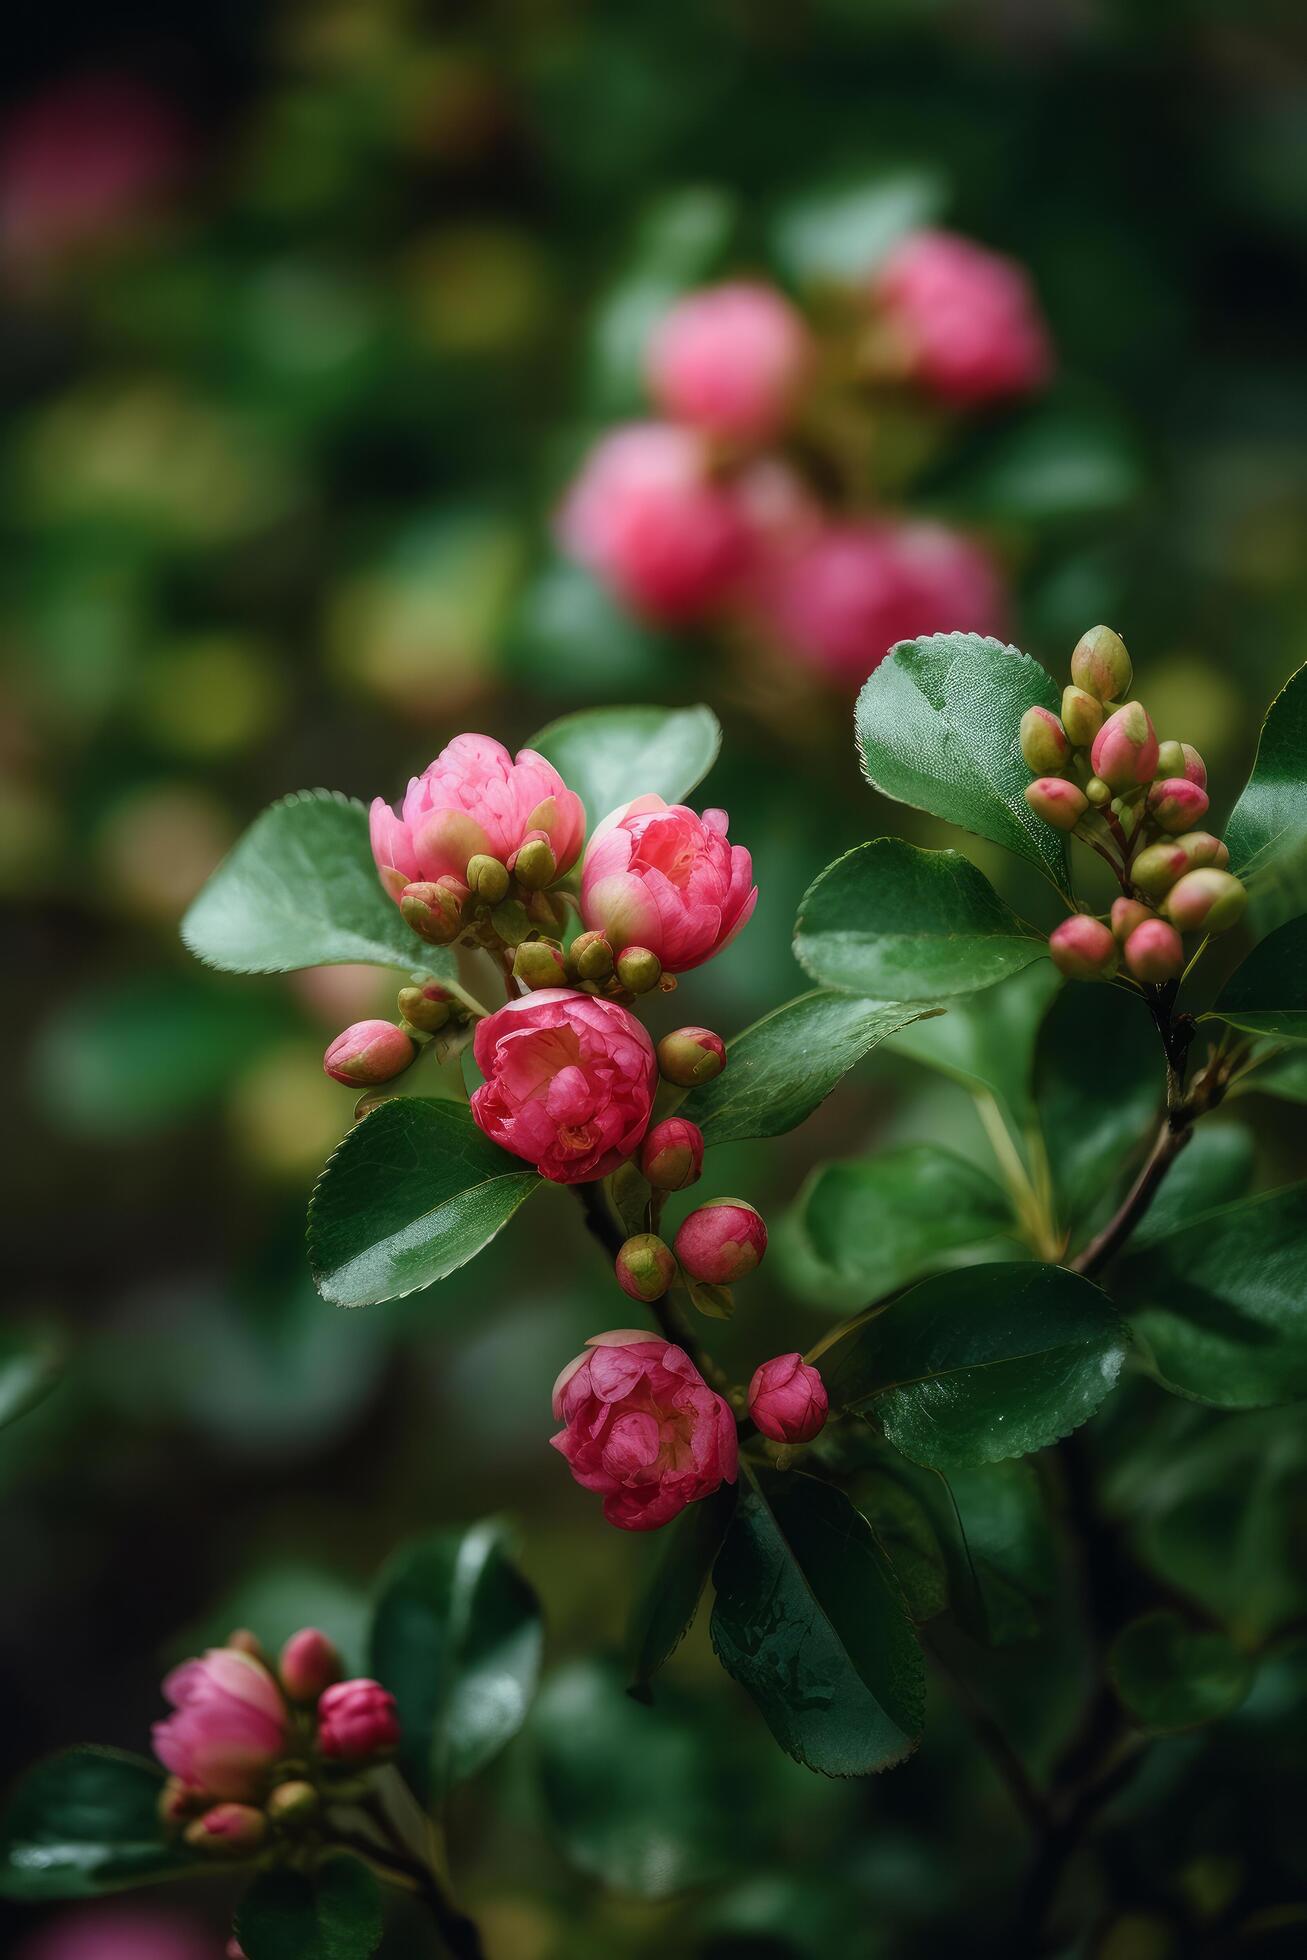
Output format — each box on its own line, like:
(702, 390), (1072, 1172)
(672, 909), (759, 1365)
(573, 1179), (729, 1393)
(344, 1797), (485, 1960)
(1070, 1118), (1191, 1278)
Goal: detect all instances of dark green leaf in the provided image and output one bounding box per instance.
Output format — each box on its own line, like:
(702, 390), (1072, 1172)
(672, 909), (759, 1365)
(1213, 915), (1307, 1042)
(771, 167), (947, 287)
(627, 1484), (737, 1698)
(528, 703), (720, 832)
(235, 1856), (382, 1960)
(0, 1750), (198, 1900)
(853, 1472), (951, 1626)
(1225, 662), (1307, 927)
(1035, 979), (1159, 1235)
(308, 1098), (539, 1307)
(1235, 1043), (1307, 1102)
(369, 1520), (543, 1805)
(710, 1470), (925, 1777)
(886, 960), (1063, 1128)
(0, 1327), (63, 1431)
(1109, 1611), (1253, 1734)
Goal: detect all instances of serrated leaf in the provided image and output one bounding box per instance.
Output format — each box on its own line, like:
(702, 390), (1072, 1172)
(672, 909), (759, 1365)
(528, 703), (720, 832)
(235, 1856), (382, 1960)
(1225, 662), (1307, 928)
(1109, 1611), (1253, 1735)
(0, 1750), (199, 1900)
(627, 1483), (737, 1697)
(1212, 915), (1307, 1042)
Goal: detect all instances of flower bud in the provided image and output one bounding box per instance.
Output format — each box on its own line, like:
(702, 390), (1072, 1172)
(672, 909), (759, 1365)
(278, 1627), (343, 1704)
(1071, 624), (1132, 703)
(615, 945), (663, 995)
(1132, 840), (1190, 898)
(1156, 739), (1207, 787)
(1024, 777), (1088, 832)
(397, 982), (452, 1034)
(323, 1020), (415, 1087)
(1090, 702), (1159, 791)
(400, 877), (468, 946)
(266, 1779), (319, 1825)
(615, 1233), (677, 1302)
(466, 854), (511, 905)
(1163, 868), (1248, 934)
(1085, 776), (1113, 808)
(1147, 777), (1210, 834)
(1061, 685), (1104, 748)
(640, 1117), (705, 1191)
(1019, 705), (1070, 775)
(225, 1628), (267, 1662)
(1123, 919), (1185, 984)
(657, 1026), (726, 1086)
(158, 1774), (197, 1831)
(674, 1199), (767, 1285)
(512, 836), (558, 892)
(513, 939), (569, 990)
(316, 1679), (401, 1761)
(1048, 915), (1118, 981)
(747, 1354), (829, 1445)
(1173, 830), (1229, 871)
(489, 897), (531, 946)
(1111, 897), (1153, 943)
(184, 1803), (268, 1856)
(570, 930), (614, 982)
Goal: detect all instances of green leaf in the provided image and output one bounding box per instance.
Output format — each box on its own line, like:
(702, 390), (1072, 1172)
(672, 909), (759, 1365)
(627, 1484), (737, 1698)
(308, 1098), (540, 1308)
(794, 840), (1046, 1002)
(1225, 662), (1307, 924)
(680, 989), (934, 1146)
(0, 1327), (63, 1431)
(812, 1263), (1128, 1470)
(1122, 1185), (1307, 1408)
(710, 1470), (925, 1777)
(771, 167), (948, 287)
(947, 396), (1143, 526)
(587, 188), (739, 413)
(528, 703), (721, 832)
(1109, 1611), (1253, 1734)
(1236, 1043), (1307, 1102)
(0, 1750), (198, 1900)
(182, 790), (454, 978)
(779, 1145), (1014, 1313)
(1035, 979), (1159, 1235)
(235, 1856), (382, 1960)
(856, 633), (1070, 889)
(1213, 915), (1307, 1042)
(369, 1520), (543, 1806)
(886, 960), (1063, 1128)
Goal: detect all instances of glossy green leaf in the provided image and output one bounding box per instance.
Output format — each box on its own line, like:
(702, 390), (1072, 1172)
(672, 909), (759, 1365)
(1237, 1043), (1307, 1102)
(1109, 1611), (1253, 1734)
(1123, 1185), (1307, 1408)
(528, 703), (720, 832)
(1035, 979), (1159, 1235)
(794, 840), (1046, 1001)
(710, 1470), (924, 1777)
(771, 166), (947, 286)
(0, 1751), (198, 1900)
(886, 959), (1062, 1128)
(1213, 915), (1307, 1042)
(812, 1263), (1128, 1470)
(308, 1098), (540, 1307)
(628, 1484), (737, 1698)
(369, 1520), (543, 1805)
(680, 989), (934, 1146)
(235, 1856), (382, 1960)
(0, 1328), (63, 1431)
(1131, 1123), (1254, 1247)
(1225, 662), (1307, 926)
(853, 1472), (951, 1626)
(856, 633), (1070, 889)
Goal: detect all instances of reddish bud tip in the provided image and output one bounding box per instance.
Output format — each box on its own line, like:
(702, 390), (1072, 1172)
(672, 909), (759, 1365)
(615, 1233), (678, 1302)
(1147, 777), (1211, 834)
(1024, 776), (1088, 832)
(323, 1020), (415, 1086)
(1156, 739), (1207, 787)
(1111, 898), (1153, 944)
(512, 939), (569, 990)
(1132, 840), (1191, 899)
(639, 1117), (705, 1191)
(1124, 919), (1185, 983)
(184, 1803), (268, 1856)
(1090, 702), (1159, 791)
(657, 1026), (726, 1086)
(674, 1199), (767, 1285)
(400, 878), (469, 946)
(397, 982), (453, 1034)
(316, 1679), (401, 1761)
(1049, 915), (1119, 981)
(279, 1627), (343, 1704)
(1172, 830), (1229, 871)
(1163, 868), (1249, 934)
(1019, 705), (1070, 774)
(1070, 624), (1133, 703)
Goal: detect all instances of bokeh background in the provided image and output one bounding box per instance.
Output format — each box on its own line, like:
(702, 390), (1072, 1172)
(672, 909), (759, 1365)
(4, 2), (1307, 1955)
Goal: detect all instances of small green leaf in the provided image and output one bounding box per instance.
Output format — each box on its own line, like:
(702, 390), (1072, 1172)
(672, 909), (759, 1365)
(856, 633), (1070, 888)
(235, 1855), (382, 1960)
(813, 1263), (1128, 1470)
(886, 960), (1063, 1128)
(369, 1520), (543, 1805)
(1213, 915), (1307, 1042)
(308, 1099), (540, 1307)
(1225, 662), (1307, 927)
(680, 989), (934, 1145)
(794, 840), (1046, 1001)
(1109, 1611), (1253, 1734)
(528, 703), (721, 832)
(0, 1327), (63, 1431)
(0, 1750), (198, 1900)
(710, 1470), (925, 1777)
(627, 1484), (737, 1697)
(771, 167), (948, 287)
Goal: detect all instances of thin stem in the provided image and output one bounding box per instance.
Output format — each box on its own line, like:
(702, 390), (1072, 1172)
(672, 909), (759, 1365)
(1071, 1118), (1191, 1278)
(350, 1795), (485, 1960)
(974, 1092), (1060, 1259)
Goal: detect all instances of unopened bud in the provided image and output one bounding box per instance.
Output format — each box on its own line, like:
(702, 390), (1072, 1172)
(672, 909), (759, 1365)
(400, 877), (468, 946)
(570, 930), (613, 982)
(158, 1775), (197, 1832)
(615, 945), (663, 995)
(1124, 919), (1185, 983)
(1110, 898), (1152, 943)
(316, 1678), (401, 1761)
(1173, 830), (1229, 871)
(640, 1117), (705, 1191)
(467, 854), (510, 905)
(1156, 739), (1207, 787)
(279, 1627), (343, 1703)
(1049, 915), (1119, 981)
(657, 1026), (726, 1086)
(266, 1780), (319, 1825)
(1025, 777), (1088, 832)
(1148, 777), (1210, 834)
(1019, 706), (1070, 775)
(674, 1199), (767, 1285)
(1061, 685), (1104, 748)
(615, 1233), (677, 1302)
(490, 897), (531, 947)
(1071, 624), (1133, 703)
(513, 939), (569, 990)
(1085, 776), (1113, 808)
(185, 1803), (268, 1856)
(1163, 868), (1248, 934)
(225, 1628), (267, 1662)
(511, 836), (557, 892)
(1132, 840), (1190, 899)
(324, 1020), (415, 1086)
(748, 1354), (829, 1445)
(1090, 702), (1159, 791)
(397, 982), (452, 1034)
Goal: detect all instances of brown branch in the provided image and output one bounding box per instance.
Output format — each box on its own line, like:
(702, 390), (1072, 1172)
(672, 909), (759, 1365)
(1071, 1118), (1192, 1278)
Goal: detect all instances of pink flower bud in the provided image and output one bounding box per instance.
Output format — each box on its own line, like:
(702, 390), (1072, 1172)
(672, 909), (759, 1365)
(1061, 684), (1104, 748)
(747, 1354), (828, 1445)
(1070, 625), (1133, 703)
(615, 1233), (677, 1302)
(1048, 915), (1119, 981)
(323, 1020), (415, 1087)
(1123, 919), (1185, 983)
(398, 877), (469, 946)
(614, 944), (664, 994)
(640, 1117), (705, 1191)
(646, 282), (812, 443)
(581, 796), (756, 973)
(157, 1776), (196, 1832)
(471, 990), (656, 1183)
(1019, 706), (1070, 774)
(1156, 739), (1206, 787)
(512, 938), (569, 990)
(1147, 777), (1211, 834)
(1024, 777), (1087, 832)
(316, 1679), (400, 1761)
(183, 1803), (267, 1856)
(872, 229), (1053, 406)
(550, 1330), (737, 1530)
(1163, 868), (1249, 934)
(1110, 898), (1152, 943)
(674, 1199), (768, 1285)
(1172, 830), (1229, 870)
(1132, 840), (1191, 899)
(152, 1649), (288, 1801)
(278, 1628), (342, 1704)
(1089, 702), (1159, 791)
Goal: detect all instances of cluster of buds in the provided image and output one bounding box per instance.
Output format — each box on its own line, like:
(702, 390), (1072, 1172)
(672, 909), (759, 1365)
(1021, 625), (1247, 985)
(154, 1627), (399, 1858)
(323, 979), (471, 1090)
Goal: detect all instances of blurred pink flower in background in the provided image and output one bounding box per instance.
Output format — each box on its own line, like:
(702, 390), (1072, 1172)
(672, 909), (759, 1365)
(580, 796), (756, 971)
(152, 1647), (287, 1800)
(646, 281), (812, 443)
(16, 1905), (216, 1960)
(871, 228), (1053, 406)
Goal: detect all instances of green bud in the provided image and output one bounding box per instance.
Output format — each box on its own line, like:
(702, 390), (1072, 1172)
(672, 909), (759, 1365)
(615, 1233), (677, 1303)
(615, 945), (663, 994)
(490, 897), (531, 947)
(1019, 705), (1070, 775)
(397, 983), (452, 1034)
(570, 930), (614, 982)
(1070, 624), (1133, 703)
(1085, 776), (1113, 808)
(1156, 739), (1185, 778)
(467, 854), (510, 905)
(513, 837), (558, 891)
(1163, 868), (1248, 934)
(657, 1026), (726, 1086)
(1061, 685), (1104, 748)
(1132, 841), (1191, 899)
(267, 1781), (319, 1826)
(400, 878), (468, 946)
(512, 939), (568, 989)
(1172, 831), (1229, 871)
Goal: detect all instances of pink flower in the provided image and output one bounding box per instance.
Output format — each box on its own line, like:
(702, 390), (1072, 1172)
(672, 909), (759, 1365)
(16, 1908), (214, 1960)
(580, 796), (756, 972)
(152, 1648), (287, 1801)
(471, 990), (657, 1183)
(370, 734), (585, 904)
(747, 1354), (829, 1445)
(646, 281), (812, 443)
(316, 1679), (401, 1760)
(557, 423), (753, 623)
(872, 229), (1053, 407)
(550, 1330), (738, 1531)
